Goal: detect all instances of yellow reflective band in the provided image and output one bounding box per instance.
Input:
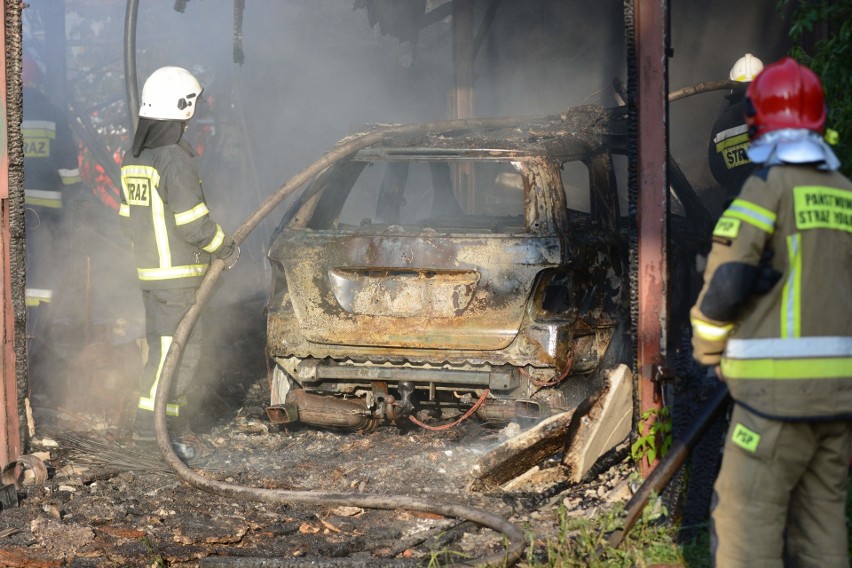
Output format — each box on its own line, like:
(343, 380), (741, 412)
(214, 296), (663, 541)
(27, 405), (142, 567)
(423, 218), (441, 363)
(119, 203), (130, 217)
(825, 128), (839, 146)
(725, 199), (777, 233)
(25, 288), (52, 306)
(137, 336), (182, 417)
(713, 217), (741, 239)
(137, 398), (182, 416)
(136, 400), (182, 416)
(25, 189), (61, 199)
(153, 335), (171, 401)
(24, 195), (62, 208)
(727, 336), (852, 359)
(721, 356), (852, 379)
(202, 225), (225, 253)
(780, 234), (801, 339)
(139, 336), (171, 411)
(793, 185), (852, 233)
(731, 423), (760, 453)
(137, 264), (208, 281)
(175, 203), (210, 226)
(25, 288), (52, 299)
(22, 120), (57, 134)
(59, 168), (82, 185)
(715, 134), (749, 151)
(714, 124), (749, 145)
(691, 317), (734, 341)
(121, 164), (159, 179)
(150, 180), (172, 268)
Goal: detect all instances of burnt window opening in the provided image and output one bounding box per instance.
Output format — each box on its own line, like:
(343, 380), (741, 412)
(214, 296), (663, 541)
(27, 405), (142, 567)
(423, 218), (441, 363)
(304, 157), (531, 234)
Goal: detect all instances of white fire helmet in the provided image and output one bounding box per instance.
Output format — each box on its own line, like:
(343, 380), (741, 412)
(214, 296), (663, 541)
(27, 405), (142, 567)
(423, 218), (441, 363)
(729, 53), (764, 83)
(139, 66), (203, 121)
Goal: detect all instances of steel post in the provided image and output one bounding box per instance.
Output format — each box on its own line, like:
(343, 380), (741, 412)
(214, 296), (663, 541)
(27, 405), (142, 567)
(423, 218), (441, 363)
(634, 0), (669, 476)
(1, 0), (22, 468)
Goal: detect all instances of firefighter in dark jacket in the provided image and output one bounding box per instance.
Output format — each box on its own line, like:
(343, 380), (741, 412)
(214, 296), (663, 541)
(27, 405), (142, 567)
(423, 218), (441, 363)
(119, 66), (239, 444)
(22, 53), (83, 322)
(690, 57), (852, 567)
(708, 53), (764, 212)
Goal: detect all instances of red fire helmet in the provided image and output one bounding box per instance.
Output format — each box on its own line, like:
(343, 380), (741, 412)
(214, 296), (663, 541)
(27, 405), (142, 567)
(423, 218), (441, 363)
(745, 57), (826, 139)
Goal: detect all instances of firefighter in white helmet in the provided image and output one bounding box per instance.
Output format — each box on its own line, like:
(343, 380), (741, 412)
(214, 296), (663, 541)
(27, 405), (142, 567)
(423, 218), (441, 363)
(728, 53), (764, 83)
(708, 53), (765, 215)
(119, 66), (239, 451)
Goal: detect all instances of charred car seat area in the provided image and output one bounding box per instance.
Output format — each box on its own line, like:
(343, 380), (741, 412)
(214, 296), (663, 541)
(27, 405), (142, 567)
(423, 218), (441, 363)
(264, 106), (636, 431)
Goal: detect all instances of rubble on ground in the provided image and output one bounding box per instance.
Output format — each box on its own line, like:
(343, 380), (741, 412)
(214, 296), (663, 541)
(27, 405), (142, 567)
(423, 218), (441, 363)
(1, 373), (636, 566)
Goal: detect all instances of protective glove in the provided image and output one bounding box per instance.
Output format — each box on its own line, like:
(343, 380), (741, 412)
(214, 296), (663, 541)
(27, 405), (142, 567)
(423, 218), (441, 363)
(221, 244), (240, 270)
(753, 247), (781, 294)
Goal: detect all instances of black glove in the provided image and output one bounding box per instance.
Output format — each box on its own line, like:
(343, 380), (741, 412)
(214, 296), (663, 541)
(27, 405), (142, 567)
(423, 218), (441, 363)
(220, 243), (240, 270)
(753, 247), (781, 294)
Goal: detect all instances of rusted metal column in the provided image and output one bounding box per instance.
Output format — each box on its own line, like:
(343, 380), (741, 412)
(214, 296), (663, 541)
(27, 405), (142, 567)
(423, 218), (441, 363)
(634, 0), (669, 476)
(1, 0), (22, 467)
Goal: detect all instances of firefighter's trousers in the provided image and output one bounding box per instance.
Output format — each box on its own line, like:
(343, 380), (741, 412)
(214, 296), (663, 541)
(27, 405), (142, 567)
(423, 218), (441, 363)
(137, 287), (203, 418)
(24, 206), (64, 335)
(711, 402), (852, 568)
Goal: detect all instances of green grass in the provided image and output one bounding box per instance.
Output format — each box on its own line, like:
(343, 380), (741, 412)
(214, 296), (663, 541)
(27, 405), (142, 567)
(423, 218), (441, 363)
(517, 497), (696, 568)
(511, 474), (852, 568)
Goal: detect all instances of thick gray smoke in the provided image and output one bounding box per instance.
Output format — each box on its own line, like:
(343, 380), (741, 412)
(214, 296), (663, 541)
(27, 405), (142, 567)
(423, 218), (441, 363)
(20, 0), (791, 426)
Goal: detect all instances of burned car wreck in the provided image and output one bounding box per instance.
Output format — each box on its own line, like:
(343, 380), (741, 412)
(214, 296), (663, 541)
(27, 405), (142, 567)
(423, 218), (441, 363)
(264, 106), (642, 431)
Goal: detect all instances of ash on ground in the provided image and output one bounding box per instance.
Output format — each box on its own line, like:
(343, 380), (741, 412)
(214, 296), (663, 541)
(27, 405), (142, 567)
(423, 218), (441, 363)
(5, 297), (636, 566)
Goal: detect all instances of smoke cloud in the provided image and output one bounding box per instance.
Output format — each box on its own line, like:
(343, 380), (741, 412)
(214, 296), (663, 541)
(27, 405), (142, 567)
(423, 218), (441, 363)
(20, 0), (791, 430)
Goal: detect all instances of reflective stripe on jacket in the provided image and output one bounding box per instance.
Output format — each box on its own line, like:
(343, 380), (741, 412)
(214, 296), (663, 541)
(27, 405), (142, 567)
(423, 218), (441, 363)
(119, 140), (229, 290)
(22, 87), (82, 208)
(708, 93), (757, 200)
(690, 164), (852, 420)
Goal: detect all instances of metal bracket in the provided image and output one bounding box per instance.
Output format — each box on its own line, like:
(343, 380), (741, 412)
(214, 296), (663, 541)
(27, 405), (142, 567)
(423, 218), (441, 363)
(651, 365), (677, 384)
(650, 365), (678, 403)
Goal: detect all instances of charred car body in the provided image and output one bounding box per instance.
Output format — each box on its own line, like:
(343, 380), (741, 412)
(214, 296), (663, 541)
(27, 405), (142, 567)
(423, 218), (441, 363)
(264, 106), (695, 431)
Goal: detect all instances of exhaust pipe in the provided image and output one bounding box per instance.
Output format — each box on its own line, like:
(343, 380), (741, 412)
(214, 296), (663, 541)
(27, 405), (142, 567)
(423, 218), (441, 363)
(266, 390), (377, 431)
(475, 399), (549, 423)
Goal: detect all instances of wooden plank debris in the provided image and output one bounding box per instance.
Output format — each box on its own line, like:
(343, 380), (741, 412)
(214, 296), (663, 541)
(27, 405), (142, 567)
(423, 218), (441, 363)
(562, 364), (633, 483)
(468, 406), (586, 492)
(469, 364), (633, 492)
